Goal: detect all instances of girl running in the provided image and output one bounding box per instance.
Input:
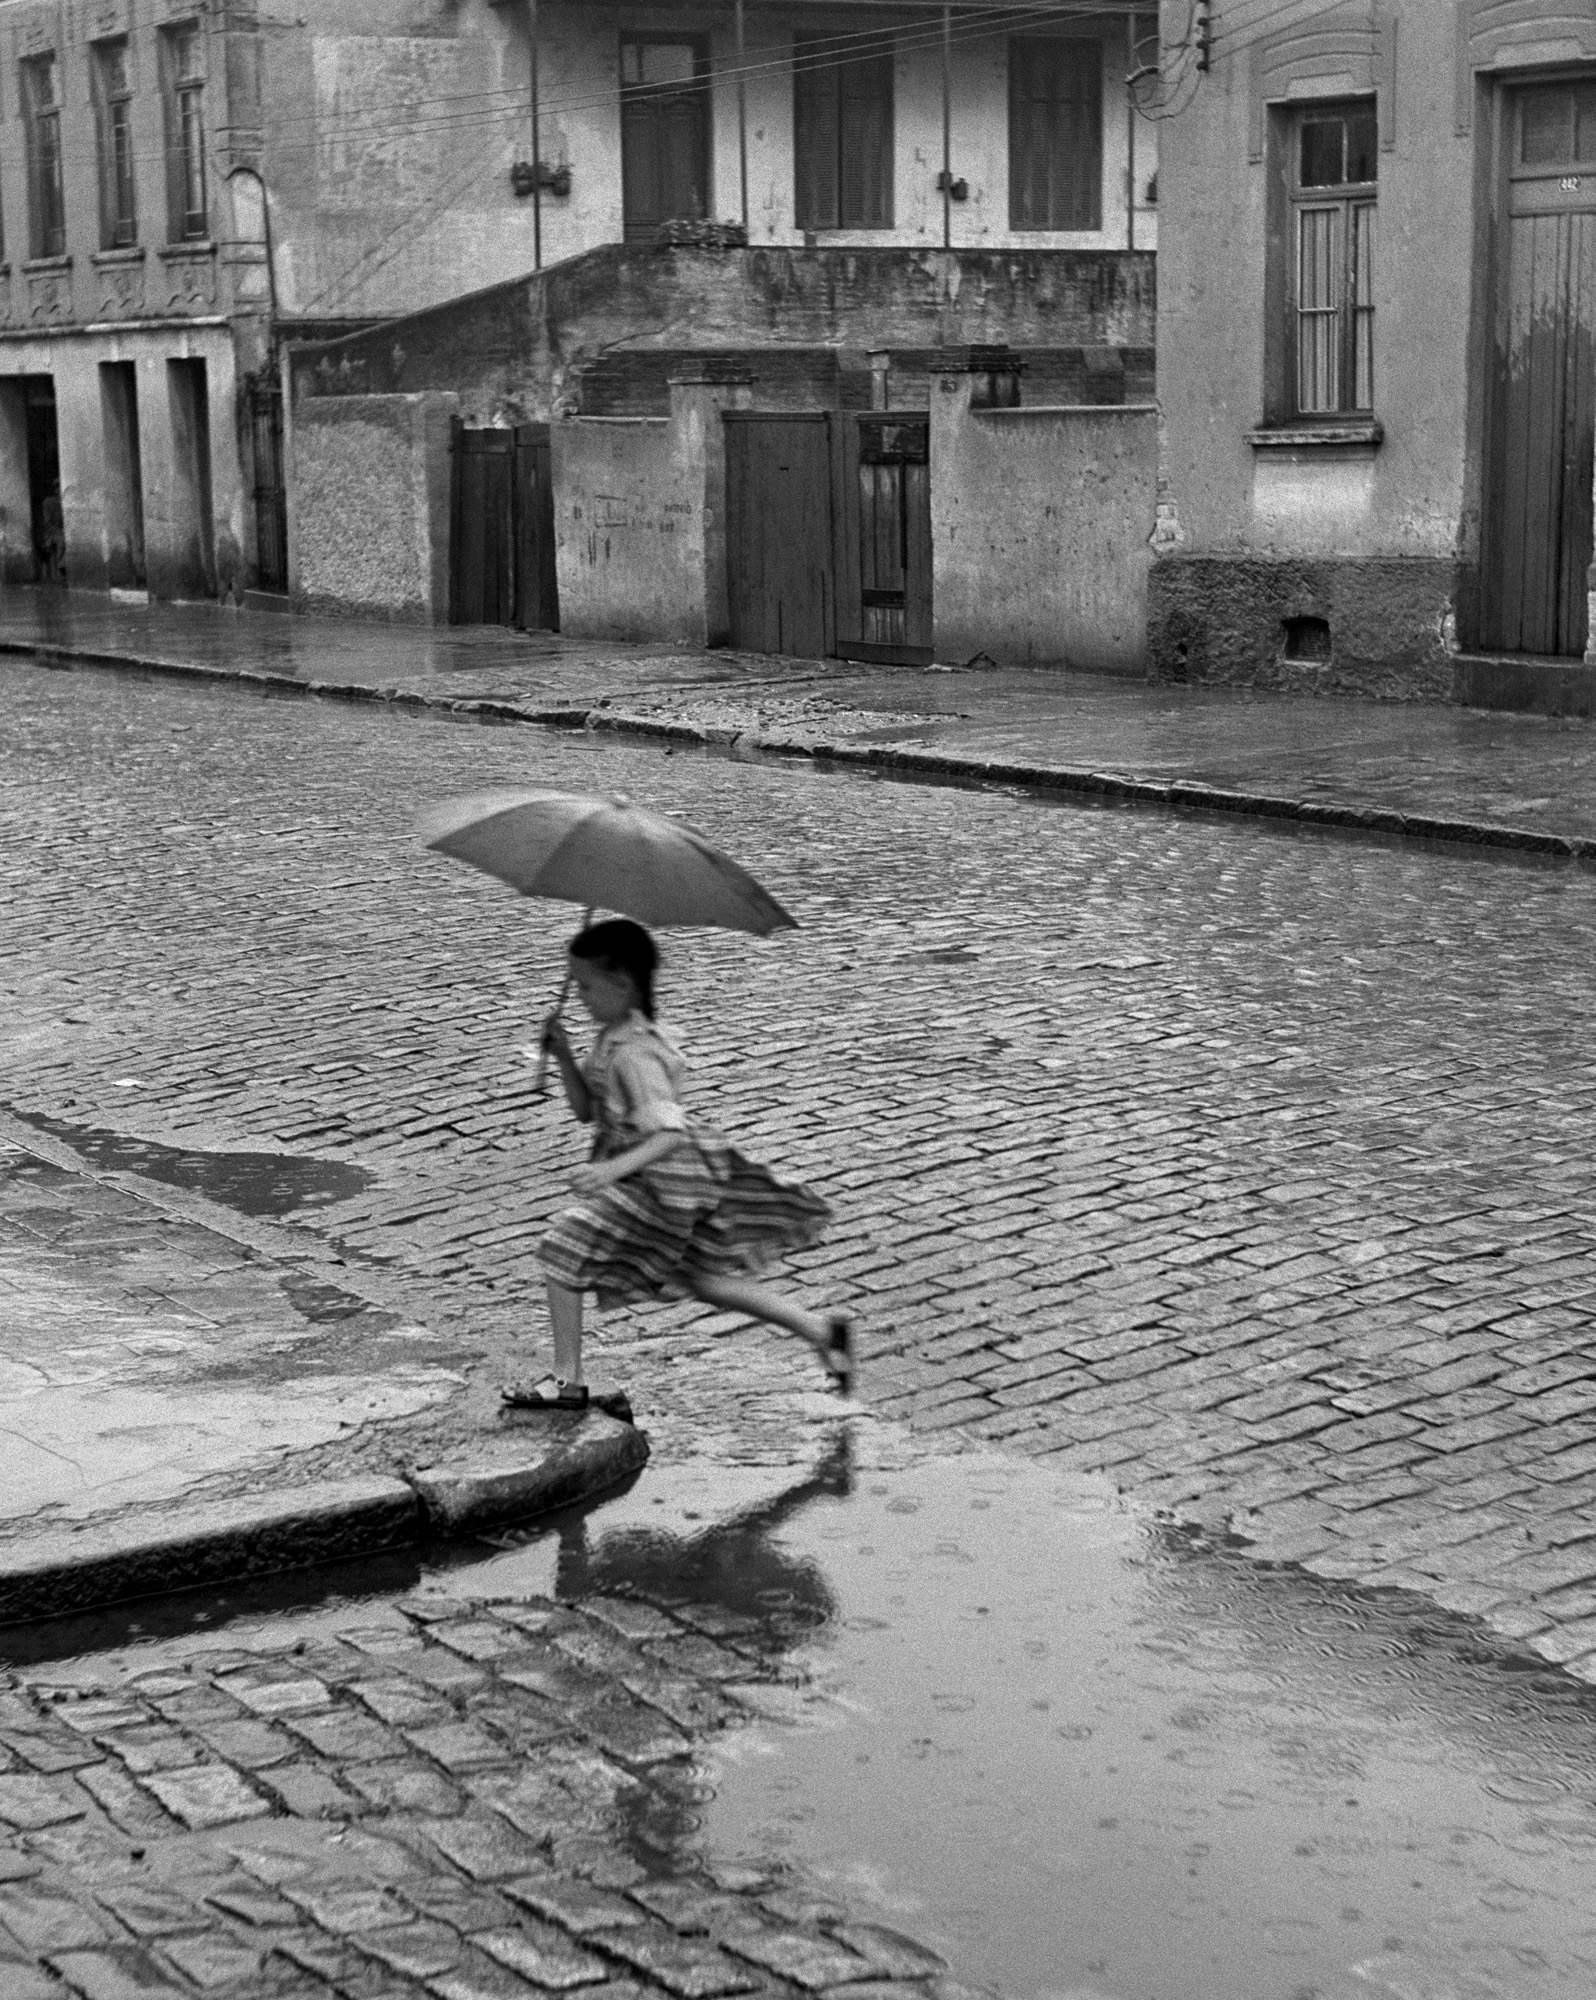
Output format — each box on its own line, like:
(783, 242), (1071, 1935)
(504, 918), (853, 1411)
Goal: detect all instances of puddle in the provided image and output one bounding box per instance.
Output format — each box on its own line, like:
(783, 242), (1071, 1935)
(13, 1110), (373, 1218)
(449, 1440), (1596, 2000)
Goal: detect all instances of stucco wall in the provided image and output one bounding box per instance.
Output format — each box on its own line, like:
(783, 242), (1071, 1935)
(0, 328), (244, 601)
(932, 383), (1157, 672)
(551, 416), (707, 643)
(1154, 0), (1472, 570)
(288, 393), (457, 622)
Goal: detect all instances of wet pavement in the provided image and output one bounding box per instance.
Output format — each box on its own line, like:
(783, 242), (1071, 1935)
(6, 659), (1596, 1674)
(0, 1116), (462, 1539)
(7, 1416), (1596, 2000)
(3, 588), (1596, 843)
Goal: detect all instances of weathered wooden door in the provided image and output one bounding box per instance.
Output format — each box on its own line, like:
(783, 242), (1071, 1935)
(1483, 80), (1596, 656)
(249, 379), (288, 594)
(450, 423), (559, 630)
(724, 412), (834, 659)
(834, 413), (933, 666)
(513, 424), (559, 633)
(620, 38), (709, 243)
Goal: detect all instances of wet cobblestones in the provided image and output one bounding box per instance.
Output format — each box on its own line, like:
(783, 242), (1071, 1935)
(5, 662), (1596, 1683)
(0, 1592), (974, 2000)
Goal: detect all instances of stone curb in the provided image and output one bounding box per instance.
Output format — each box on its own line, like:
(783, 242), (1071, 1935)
(8, 635), (1595, 861)
(0, 1419), (648, 1627)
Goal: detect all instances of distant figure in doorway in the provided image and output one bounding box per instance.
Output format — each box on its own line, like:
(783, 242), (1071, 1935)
(503, 917), (852, 1412)
(37, 493), (65, 582)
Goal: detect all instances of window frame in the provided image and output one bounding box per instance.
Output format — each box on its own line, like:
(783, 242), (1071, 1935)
(21, 52), (66, 262)
(93, 36), (138, 251)
(1285, 99), (1377, 420)
(1007, 35), (1103, 233)
(161, 22), (208, 244)
(793, 32), (895, 232)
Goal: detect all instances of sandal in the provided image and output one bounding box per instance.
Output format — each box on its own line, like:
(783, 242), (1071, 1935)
(500, 1376), (589, 1412)
(824, 1315), (856, 1396)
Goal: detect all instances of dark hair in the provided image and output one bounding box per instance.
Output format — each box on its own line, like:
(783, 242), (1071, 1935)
(569, 918), (659, 1018)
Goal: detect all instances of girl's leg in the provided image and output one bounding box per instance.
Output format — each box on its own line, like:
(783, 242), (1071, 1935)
(688, 1272), (839, 1364)
(545, 1279), (585, 1385)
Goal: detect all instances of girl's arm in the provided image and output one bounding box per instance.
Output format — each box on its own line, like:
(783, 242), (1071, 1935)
(572, 1129), (685, 1192)
(539, 1017), (592, 1122)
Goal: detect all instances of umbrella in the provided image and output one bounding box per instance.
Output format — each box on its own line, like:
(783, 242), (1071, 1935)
(418, 786), (796, 1086)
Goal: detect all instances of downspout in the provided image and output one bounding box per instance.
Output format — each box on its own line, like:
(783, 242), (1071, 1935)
(528, 0), (542, 270)
(736, 0), (749, 232)
(1125, 12), (1135, 251)
(941, 4), (952, 251)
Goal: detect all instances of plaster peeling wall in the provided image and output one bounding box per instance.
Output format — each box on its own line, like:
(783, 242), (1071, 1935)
(932, 394), (1158, 671)
(290, 395), (455, 622)
(551, 417), (705, 643)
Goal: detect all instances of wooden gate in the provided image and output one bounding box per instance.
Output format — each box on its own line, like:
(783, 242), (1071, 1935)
(722, 409), (932, 665)
(450, 422), (559, 630)
(834, 412), (933, 667)
(1483, 81), (1596, 656)
(724, 412), (835, 658)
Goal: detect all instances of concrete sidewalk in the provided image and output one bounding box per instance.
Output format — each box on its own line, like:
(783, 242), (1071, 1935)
(0, 1115), (647, 1623)
(4, 588), (1596, 853)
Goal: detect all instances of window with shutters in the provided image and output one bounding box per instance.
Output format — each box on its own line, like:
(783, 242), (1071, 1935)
(22, 54), (66, 260)
(162, 22), (208, 242)
(1008, 38), (1101, 231)
(793, 35), (893, 231)
(94, 38), (137, 250)
(1289, 102), (1376, 415)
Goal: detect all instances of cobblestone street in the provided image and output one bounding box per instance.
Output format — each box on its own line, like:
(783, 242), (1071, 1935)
(6, 659), (1596, 1659)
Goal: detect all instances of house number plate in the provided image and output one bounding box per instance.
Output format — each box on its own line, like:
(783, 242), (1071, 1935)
(1562, 176), (1583, 191)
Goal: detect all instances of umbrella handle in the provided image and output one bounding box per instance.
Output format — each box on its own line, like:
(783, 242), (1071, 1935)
(532, 906), (594, 1097)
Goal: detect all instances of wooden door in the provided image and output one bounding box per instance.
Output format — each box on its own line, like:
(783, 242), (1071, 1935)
(724, 412), (834, 659)
(834, 413), (933, 666)
(451, 423), (559, 630)
(249, 379), (288, 593)
(514, 423), (559, 632)
(621, 38), (709, 243)
(451, 424), (515, 625)
(1484, 80), (1596, 656)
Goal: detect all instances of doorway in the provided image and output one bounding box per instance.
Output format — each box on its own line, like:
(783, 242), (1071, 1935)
(1482, 78), (1596, 655)
(99, 360), (146, 590)
(25, 377), (63, 582)
(248, 377), (288, 594)
(620, 37), (710, 243)
(835, 412), (933, 666)
(449, 422), (558, 630)
(167, 359), (216, 597)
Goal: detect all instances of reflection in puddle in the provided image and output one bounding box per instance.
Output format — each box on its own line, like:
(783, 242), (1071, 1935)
(14, 1110), (373, 1218)
(464, 1435), (1596, 2000)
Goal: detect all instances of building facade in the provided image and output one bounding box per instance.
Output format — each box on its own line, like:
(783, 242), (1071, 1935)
(1149, 0), (1596, 710)
(0, 0), (1157, 608)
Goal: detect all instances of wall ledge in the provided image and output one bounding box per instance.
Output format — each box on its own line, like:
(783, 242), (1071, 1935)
(1250, 421), (1384, 454)
(972, 401), (1159, 418)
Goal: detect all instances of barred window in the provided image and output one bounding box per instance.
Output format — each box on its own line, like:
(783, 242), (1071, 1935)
(1291, 103), (1376, 415)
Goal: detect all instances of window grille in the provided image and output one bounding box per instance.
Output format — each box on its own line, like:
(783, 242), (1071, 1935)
(1291, 105), (1376, 415)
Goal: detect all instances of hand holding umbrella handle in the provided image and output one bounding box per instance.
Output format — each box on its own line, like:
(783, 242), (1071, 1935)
(531, 907), (591, 1097)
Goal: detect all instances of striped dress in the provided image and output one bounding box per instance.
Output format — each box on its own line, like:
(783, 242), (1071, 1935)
(538, 1012), (830, 1310)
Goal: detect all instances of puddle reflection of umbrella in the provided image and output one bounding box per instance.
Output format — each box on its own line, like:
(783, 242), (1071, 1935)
(419, 786), (796, 1083)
